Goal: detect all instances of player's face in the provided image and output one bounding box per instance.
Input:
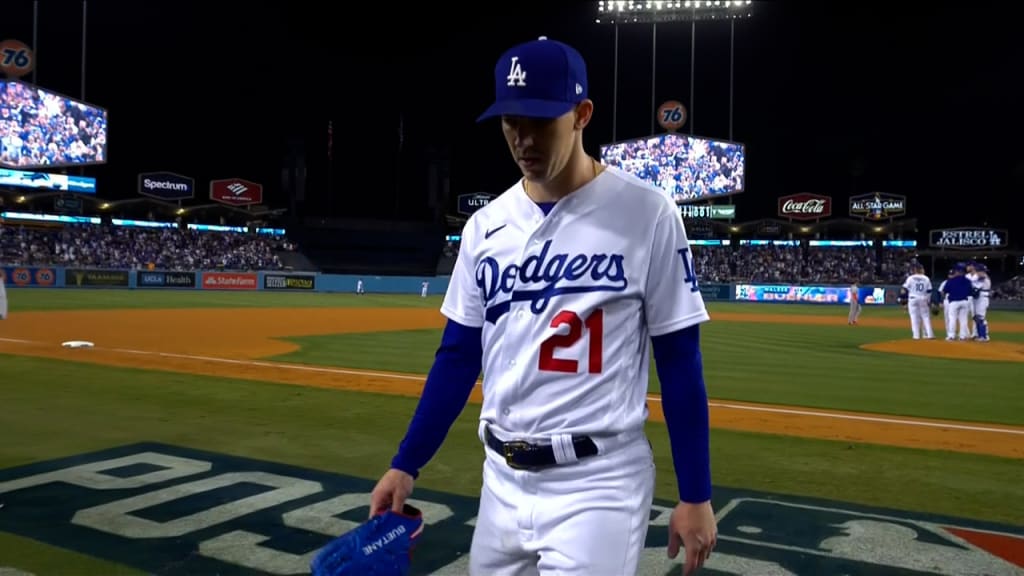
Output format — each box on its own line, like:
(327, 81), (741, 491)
(501, 103), (588, 182)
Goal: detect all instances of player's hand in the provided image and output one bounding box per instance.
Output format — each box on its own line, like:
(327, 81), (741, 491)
(668, 500), (717, 576)
(369, 468), (414, 517)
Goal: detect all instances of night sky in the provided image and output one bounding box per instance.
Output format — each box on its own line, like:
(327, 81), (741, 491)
(2, 1), (1021, 236)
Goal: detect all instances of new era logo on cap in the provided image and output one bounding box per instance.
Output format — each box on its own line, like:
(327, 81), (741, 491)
(477, 36), (589, 122)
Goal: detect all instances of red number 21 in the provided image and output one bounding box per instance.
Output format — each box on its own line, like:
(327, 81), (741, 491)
(538, 309), (604, 374)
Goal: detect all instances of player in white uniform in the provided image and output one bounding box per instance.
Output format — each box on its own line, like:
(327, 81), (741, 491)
(0, 270), (7, 320)
(369, 36), (717, 576)
(420, 280), (429, 298)
(970, 263), (992, 341)
(965, 263), (978, 338)
(356, 279), (365, 295)
(937, 270), (953, 334)
(901, 264), (934, 339)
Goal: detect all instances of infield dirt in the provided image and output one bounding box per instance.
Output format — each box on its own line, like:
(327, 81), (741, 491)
(1, 307), (1021, 459)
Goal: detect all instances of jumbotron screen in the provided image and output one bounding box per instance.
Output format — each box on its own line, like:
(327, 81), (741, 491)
(600, 133), (745, 203)
(0, 80), (108, 169)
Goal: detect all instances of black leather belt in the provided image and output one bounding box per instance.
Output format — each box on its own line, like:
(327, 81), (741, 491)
(485, 427), (598, 470)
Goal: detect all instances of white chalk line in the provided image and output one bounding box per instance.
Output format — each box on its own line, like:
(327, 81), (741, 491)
(3, 337), (1024, 437)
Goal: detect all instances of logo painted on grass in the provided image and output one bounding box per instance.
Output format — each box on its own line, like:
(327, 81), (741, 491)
(0, 444), (1020, 576)
(200, 272), (257, 290)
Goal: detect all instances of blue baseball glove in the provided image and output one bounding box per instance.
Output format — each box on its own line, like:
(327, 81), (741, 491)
(310, 504), (424, 576)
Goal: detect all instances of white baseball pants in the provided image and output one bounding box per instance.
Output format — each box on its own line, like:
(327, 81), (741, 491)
(907, 298), (933, 339)
(947, 300), (970, 340)
(469, 426), (655, 576)
(0, 277), (7, 320)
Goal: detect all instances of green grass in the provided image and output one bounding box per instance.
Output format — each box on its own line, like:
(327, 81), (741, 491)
(1, 354), (1022, 527)
(271, 320), (1024, 425)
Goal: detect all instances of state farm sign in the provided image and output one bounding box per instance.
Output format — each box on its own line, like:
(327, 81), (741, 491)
(778, 193), (832, 220)
(210, 178), (263, 207)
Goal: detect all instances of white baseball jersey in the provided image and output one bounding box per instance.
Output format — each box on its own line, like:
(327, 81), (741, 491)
(938, 279), (948, 301)
(971, 275), (991, 297)
(441, 166), (710, 439)
(902, 273), (932, 299)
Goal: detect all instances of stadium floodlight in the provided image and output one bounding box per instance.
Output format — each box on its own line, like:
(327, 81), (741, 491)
(595, 0), (753, 24)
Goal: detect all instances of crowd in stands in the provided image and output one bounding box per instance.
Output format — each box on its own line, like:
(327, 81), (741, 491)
(690, 245), (916, 285)
(1, 81), (108, 167)
(0, 223), (288, 271)
(600, 136), (744, 202)
(993, 276), (1024, 301)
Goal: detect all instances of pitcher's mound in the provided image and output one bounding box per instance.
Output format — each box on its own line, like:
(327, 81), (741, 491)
(861, 339), (1024, 362)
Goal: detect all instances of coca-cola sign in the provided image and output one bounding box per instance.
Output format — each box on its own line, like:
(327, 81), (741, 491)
(778, 193), (832, 220)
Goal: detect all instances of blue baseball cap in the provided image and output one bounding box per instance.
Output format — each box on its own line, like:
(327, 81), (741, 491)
(476, 36), (589, 122)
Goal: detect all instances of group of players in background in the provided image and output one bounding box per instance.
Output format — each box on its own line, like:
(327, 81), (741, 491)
(849, 261), (992, 341)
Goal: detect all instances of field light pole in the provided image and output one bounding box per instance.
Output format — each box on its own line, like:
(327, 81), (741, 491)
(595, 0), (754, 142)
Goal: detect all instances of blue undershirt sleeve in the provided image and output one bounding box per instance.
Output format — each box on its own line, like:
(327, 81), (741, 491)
(390, 319), (483, 478)
(650, 324), (712, 503)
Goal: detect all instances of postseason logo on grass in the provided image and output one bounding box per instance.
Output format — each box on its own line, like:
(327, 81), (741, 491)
(0, 443), (1019, 576)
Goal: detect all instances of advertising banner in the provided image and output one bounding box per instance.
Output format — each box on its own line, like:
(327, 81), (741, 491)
(1, 266), (56, 287)
(65, 269), (130, 288)
(138, 172), (195, 201)
(848, 192), (907, 220)
(136, 271), (197, 288)
(698, 283), (731, 301)
(778, 193), (832, 220)
(201, 272), (258, 290)
(457, 193), (495, 217)
(209, 178), (263, 207)
(680, 204), (736, 220)
(263, 274), (316, 290)
(734, 284), (887, 305)
(928, 228), (1008, 249)
(0, 167), (96, 194)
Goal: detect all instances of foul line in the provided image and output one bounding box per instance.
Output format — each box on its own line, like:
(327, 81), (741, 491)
(698, 400), (1024, 435)
(3, 337), (1024, 437)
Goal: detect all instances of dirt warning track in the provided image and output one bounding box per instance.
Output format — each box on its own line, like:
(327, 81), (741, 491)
(1, 307), (1021, 460)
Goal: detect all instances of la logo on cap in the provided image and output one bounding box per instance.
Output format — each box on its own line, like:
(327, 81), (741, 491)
(507, 56), (526, 87)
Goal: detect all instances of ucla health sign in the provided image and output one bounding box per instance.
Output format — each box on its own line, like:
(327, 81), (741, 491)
(138, 172), (195, 201)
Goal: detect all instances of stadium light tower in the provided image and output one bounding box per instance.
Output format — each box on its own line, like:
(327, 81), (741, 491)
(595, 0), (755, 141)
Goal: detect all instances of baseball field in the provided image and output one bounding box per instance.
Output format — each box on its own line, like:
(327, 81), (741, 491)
(1, 289), (1022, 575)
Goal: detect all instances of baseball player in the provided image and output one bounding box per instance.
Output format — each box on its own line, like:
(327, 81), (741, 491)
(941, 264), (972, 340)
(369, 36), (717, 576)
(900, 264), (934, 339)
(970, 263), (992, 341)
(847, 280), (861, 325)
(965, 262), (978, 338)
(420, 281), (429, 298)
(0, 270), (7, 320)
(936, 269), (953, 330)
(356, 279), (365, 295)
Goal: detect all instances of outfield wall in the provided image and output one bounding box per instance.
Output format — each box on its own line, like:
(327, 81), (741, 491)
(4, 264), (1021, 309)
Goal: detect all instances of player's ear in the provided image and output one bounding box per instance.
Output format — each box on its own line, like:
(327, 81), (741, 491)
(574, 99), (594, 130)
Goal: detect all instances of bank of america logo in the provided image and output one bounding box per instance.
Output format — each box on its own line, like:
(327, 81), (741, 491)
(227, 182), (248, 195)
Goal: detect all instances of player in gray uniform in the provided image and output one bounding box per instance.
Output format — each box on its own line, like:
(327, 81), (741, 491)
(847, 280), (861, 325)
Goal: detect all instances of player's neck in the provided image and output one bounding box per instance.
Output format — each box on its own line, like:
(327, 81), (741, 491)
(524, 149), (603, 203)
